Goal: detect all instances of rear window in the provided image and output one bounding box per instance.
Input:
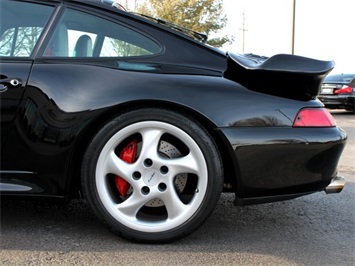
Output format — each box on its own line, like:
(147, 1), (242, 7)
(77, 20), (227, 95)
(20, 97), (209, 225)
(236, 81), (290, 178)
(324, 74), (355, 84)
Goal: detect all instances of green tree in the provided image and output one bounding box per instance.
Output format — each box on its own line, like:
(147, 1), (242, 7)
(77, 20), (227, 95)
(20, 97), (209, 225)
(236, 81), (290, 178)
(133, 0), (232, 48)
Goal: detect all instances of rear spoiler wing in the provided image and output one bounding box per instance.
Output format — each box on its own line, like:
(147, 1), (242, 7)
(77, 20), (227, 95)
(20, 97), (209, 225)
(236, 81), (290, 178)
(225, 53), (335, 100)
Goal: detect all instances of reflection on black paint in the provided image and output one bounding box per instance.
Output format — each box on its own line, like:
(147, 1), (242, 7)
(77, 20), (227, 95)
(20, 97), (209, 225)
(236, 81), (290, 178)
(19, 86), (87, 146)
(229, 115), (283, 127)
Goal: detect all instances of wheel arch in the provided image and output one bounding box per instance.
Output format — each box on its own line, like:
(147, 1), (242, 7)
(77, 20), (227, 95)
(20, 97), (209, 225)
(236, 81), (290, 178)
(66, 100), (238, 198)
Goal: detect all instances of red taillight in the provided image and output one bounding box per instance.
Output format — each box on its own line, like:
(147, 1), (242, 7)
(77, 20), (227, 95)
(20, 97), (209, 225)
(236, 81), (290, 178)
(334, 85), (352, 94)
(293, 108), (336, 127)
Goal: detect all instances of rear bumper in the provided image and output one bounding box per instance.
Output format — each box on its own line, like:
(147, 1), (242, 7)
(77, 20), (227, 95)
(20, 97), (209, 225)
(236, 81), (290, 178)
(318, 95), (355, 110)
(234, 176), (345, 205)
(219, 126), (347, 200)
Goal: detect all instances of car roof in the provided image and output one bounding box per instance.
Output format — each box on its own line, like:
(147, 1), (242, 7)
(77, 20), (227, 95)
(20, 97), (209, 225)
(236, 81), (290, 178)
(26, 0), (120, 13)
(59, 0), (119, 9)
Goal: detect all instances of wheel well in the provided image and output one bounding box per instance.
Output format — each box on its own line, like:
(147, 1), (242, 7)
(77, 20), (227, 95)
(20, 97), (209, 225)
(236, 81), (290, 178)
(66, 101), (238, 198)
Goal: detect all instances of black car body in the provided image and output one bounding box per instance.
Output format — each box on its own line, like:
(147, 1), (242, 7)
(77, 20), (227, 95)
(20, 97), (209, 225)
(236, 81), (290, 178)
(0, 0), (347, 242)
(318, 73), (355, 113)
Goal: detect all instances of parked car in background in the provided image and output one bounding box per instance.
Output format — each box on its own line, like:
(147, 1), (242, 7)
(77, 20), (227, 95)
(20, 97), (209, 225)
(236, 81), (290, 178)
(318, 73), (355, 113)
(0, 0), (347, 243)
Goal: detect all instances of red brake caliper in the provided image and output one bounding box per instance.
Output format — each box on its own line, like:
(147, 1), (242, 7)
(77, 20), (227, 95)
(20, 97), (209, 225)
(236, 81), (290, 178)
(115, 140), (137, 197)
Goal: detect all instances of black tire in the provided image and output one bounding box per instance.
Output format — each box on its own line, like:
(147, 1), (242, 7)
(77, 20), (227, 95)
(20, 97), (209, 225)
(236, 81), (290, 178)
(81, 108), (223, 243)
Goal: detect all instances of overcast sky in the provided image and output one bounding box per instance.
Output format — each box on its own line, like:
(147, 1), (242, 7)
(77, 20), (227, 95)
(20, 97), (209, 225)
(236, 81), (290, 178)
(222, 0), (355, 73)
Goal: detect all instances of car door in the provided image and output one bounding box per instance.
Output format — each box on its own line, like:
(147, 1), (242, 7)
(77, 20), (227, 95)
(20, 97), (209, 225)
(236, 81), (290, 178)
(0, 1), (55, 152)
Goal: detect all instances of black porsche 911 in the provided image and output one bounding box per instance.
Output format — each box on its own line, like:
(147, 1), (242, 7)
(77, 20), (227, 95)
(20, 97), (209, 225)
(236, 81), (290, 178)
(0, 0), (347, 243)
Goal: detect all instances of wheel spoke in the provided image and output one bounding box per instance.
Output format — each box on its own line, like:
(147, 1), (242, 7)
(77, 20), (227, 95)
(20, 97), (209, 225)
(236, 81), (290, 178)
(161, 187), (187, 220)
(164, 152), (200, 176)
(139, 128), (164, 160)
(117, 191), (150, 217)
(104, 150), (134, 180)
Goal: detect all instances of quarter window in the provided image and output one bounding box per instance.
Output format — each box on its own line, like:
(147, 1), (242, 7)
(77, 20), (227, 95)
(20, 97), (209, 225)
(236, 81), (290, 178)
(44, 9), (161, 58)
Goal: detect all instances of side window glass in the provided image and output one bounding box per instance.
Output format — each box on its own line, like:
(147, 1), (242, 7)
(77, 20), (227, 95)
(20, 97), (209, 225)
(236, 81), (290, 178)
(100, 32), (157, 57)
(0, 1), (54, 57)
(44, 8), (161, 58)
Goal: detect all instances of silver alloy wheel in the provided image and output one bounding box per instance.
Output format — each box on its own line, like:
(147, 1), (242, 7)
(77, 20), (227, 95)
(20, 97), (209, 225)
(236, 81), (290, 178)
(95, 121), (208, 233)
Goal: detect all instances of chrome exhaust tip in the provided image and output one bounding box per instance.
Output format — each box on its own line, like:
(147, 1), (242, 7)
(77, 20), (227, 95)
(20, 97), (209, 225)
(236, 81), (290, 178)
(325, 176), (345, 194)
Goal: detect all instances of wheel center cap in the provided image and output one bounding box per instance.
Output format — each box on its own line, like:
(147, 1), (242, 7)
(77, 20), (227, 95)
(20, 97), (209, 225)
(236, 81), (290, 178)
(143, 169), (160, 186)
